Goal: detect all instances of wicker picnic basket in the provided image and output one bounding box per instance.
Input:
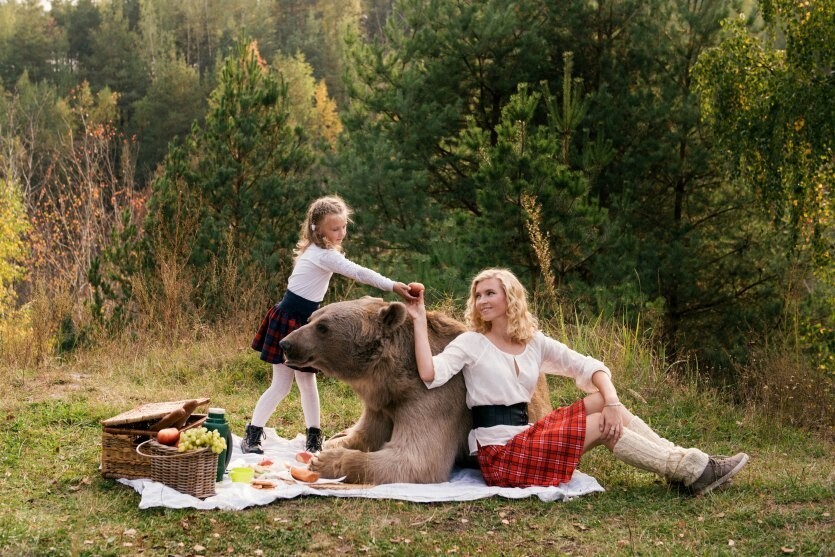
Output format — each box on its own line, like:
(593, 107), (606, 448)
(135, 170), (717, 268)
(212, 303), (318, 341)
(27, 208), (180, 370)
(136, 439), (218, 499)
(100, 398), (210, 480)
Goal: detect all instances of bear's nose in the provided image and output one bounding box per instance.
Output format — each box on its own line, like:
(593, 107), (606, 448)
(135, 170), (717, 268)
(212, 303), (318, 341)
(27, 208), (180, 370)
(279, 339), (292, 354)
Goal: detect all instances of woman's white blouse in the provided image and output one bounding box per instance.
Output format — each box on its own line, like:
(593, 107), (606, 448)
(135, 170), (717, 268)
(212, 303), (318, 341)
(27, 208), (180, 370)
(287, 244), (395, 302)
(425, 331), (611, 454)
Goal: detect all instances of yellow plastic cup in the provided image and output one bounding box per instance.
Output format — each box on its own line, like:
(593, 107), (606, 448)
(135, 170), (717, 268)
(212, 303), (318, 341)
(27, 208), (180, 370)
(229, 467), (254, 483)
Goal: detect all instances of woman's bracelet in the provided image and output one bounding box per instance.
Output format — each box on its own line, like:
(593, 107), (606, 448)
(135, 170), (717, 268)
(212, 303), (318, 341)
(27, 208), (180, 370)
(604, 402), (623, 408)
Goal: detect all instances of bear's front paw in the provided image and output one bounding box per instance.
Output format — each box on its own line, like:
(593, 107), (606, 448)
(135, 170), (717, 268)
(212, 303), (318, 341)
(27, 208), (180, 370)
(310, 448), (347, 479)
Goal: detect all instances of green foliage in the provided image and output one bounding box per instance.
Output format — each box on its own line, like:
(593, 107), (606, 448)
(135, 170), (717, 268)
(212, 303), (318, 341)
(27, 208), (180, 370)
(273, 51), (343, 148)
(0, 0), (68, 88)
(337, 0), (565, 255)
(0, 179), (30, 316)
(461, 82), (608, 286)
(131, 57), (208, 179)
(51, 0), (102, 66)
(693, 3), (835, 372)
(84, 2), (148, 119)
(694, 10), (834, 247)
(88, 208), (144, 328)
(337, 0), (779, 373)
(271, 0), (359, 105)
(143, 40), (315, 312)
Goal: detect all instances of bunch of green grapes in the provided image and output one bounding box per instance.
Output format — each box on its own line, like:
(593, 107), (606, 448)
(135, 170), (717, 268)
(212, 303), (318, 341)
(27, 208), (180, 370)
(177, 427), (227, 454)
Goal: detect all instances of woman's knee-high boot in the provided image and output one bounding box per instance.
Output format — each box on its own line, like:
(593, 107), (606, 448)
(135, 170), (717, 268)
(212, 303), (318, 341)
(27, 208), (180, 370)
(626, 416), (675, 449)
(612, 428), (708, 485)
(612, 429), (749, 495)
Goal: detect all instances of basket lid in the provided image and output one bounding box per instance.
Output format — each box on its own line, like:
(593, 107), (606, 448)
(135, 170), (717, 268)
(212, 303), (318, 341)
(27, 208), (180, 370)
(101, 398), (211, 426)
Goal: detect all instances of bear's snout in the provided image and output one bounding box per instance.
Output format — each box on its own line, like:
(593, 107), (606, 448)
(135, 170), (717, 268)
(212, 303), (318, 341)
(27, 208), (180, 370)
(279, 338), (294, 356)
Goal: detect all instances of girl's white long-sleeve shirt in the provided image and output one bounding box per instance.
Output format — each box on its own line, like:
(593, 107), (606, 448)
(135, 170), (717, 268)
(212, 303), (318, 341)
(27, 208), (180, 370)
(424, 331), (611, 454)
(287, 244), (395, 303)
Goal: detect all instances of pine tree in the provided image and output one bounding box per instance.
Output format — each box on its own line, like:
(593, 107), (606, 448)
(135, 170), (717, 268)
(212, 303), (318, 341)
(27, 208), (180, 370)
(144, 40), (315, 308)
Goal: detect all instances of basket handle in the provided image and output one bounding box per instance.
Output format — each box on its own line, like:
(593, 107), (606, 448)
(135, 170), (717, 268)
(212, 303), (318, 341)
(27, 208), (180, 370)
(136, 439), (211, 460)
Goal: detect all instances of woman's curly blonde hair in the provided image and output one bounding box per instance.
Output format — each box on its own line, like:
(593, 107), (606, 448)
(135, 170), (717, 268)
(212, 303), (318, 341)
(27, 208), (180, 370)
(465, 268), (538, 344)
(294, 195), (352, 261)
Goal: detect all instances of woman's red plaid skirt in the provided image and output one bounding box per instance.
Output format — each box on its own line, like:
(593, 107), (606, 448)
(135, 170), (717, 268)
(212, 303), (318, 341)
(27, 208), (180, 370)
(477, 399), (586, 488)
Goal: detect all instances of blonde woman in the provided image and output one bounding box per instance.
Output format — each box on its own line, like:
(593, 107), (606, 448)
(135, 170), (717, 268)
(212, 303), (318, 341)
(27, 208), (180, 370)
(245, 195), (415, 454)
(405, 268), (748, 494)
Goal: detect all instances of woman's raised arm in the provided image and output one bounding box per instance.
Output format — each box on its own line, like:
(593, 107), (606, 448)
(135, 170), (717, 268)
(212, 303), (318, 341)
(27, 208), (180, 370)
(404, 286), (435, 383)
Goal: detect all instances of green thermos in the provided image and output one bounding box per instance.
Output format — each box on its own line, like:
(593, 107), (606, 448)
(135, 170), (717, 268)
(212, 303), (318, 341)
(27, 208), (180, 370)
(204, 408), (233, 481)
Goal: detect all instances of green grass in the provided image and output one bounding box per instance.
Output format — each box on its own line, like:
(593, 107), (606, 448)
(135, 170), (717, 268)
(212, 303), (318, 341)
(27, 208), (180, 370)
(1, 323), (832, 557)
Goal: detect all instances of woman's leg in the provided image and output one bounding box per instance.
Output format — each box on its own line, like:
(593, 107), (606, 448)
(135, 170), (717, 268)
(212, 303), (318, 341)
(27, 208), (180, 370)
(583, 413), (606, 452)
(584, 393), (672, 449)
(584, 408), (708, 487)
(586, 409), (748, 495)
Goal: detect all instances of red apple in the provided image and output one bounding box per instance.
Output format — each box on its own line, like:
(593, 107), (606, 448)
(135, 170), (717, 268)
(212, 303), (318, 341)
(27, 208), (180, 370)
(156, 427), (180, 446)
(408, 282), (425, 298)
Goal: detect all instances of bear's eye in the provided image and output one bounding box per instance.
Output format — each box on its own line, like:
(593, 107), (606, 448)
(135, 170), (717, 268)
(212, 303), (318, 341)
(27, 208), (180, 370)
(316, 323), (329, 334)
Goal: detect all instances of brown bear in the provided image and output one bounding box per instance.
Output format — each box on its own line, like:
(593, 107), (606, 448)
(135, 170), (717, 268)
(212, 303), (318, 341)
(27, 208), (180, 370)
(279, 296), (551, 485)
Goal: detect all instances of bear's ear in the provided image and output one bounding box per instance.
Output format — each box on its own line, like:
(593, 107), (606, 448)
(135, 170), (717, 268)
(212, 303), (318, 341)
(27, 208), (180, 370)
(379, 302), (407, 334)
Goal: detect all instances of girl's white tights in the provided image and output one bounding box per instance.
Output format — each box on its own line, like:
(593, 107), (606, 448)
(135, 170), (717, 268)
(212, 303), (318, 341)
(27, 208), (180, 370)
(250, 363), (320, 429)
(294, 369), (321, 429)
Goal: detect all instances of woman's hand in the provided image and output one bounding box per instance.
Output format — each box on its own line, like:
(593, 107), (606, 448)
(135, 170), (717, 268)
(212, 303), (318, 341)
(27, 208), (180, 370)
(600, 405), (625, 442)
(403, 283), (426, 321)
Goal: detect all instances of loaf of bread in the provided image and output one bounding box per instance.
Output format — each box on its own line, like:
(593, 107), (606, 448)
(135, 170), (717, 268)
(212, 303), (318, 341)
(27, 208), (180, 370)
(290, 467), (321, 483)
(149, 399), (200, 432)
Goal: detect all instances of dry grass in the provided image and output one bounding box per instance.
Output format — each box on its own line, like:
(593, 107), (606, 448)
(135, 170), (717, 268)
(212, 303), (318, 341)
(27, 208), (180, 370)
(740, 347), (835, 440)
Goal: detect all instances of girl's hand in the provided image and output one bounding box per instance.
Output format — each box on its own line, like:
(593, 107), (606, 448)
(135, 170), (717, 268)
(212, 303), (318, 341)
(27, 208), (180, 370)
(600, 405), (625, 443)
(393, 282), (417, 302)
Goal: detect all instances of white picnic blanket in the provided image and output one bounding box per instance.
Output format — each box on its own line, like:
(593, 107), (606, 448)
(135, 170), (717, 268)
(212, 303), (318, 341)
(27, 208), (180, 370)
(119, 428), (604, 509)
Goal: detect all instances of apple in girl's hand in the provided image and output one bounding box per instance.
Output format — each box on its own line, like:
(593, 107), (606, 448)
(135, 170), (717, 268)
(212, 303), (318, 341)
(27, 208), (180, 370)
(408, 282), (425, 298)
(157, 427), (180, 446)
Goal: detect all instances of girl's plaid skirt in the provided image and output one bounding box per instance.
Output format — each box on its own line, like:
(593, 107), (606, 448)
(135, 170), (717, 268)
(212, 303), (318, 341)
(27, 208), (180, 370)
(477, 399), (586, 488)
(251, 300), (318, 372)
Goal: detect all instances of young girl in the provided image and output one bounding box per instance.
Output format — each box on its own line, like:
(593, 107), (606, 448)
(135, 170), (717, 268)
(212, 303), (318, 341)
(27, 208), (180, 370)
(405, 268), (749, 495)
(245, 195), (415, 454)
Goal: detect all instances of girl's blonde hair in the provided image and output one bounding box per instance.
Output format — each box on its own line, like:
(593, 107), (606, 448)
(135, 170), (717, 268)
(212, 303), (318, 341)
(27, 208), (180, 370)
(294, 195), (352, 261)
(465, 268), (539, 344)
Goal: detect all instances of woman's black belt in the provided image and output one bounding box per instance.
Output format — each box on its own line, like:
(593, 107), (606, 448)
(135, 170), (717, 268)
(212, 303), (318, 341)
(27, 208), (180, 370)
(471, 403), (529, 428)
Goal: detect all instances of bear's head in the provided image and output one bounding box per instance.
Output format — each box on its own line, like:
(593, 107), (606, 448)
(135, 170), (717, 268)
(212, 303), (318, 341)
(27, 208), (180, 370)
(280, 297), (465, 398)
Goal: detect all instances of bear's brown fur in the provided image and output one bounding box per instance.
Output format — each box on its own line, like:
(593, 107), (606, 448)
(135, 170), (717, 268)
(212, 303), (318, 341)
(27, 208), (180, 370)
(280, 296), (551, 484)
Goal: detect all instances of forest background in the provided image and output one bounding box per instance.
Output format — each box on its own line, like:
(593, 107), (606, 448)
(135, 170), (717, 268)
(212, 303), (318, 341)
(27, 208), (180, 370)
(0, 0), (832, 430)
